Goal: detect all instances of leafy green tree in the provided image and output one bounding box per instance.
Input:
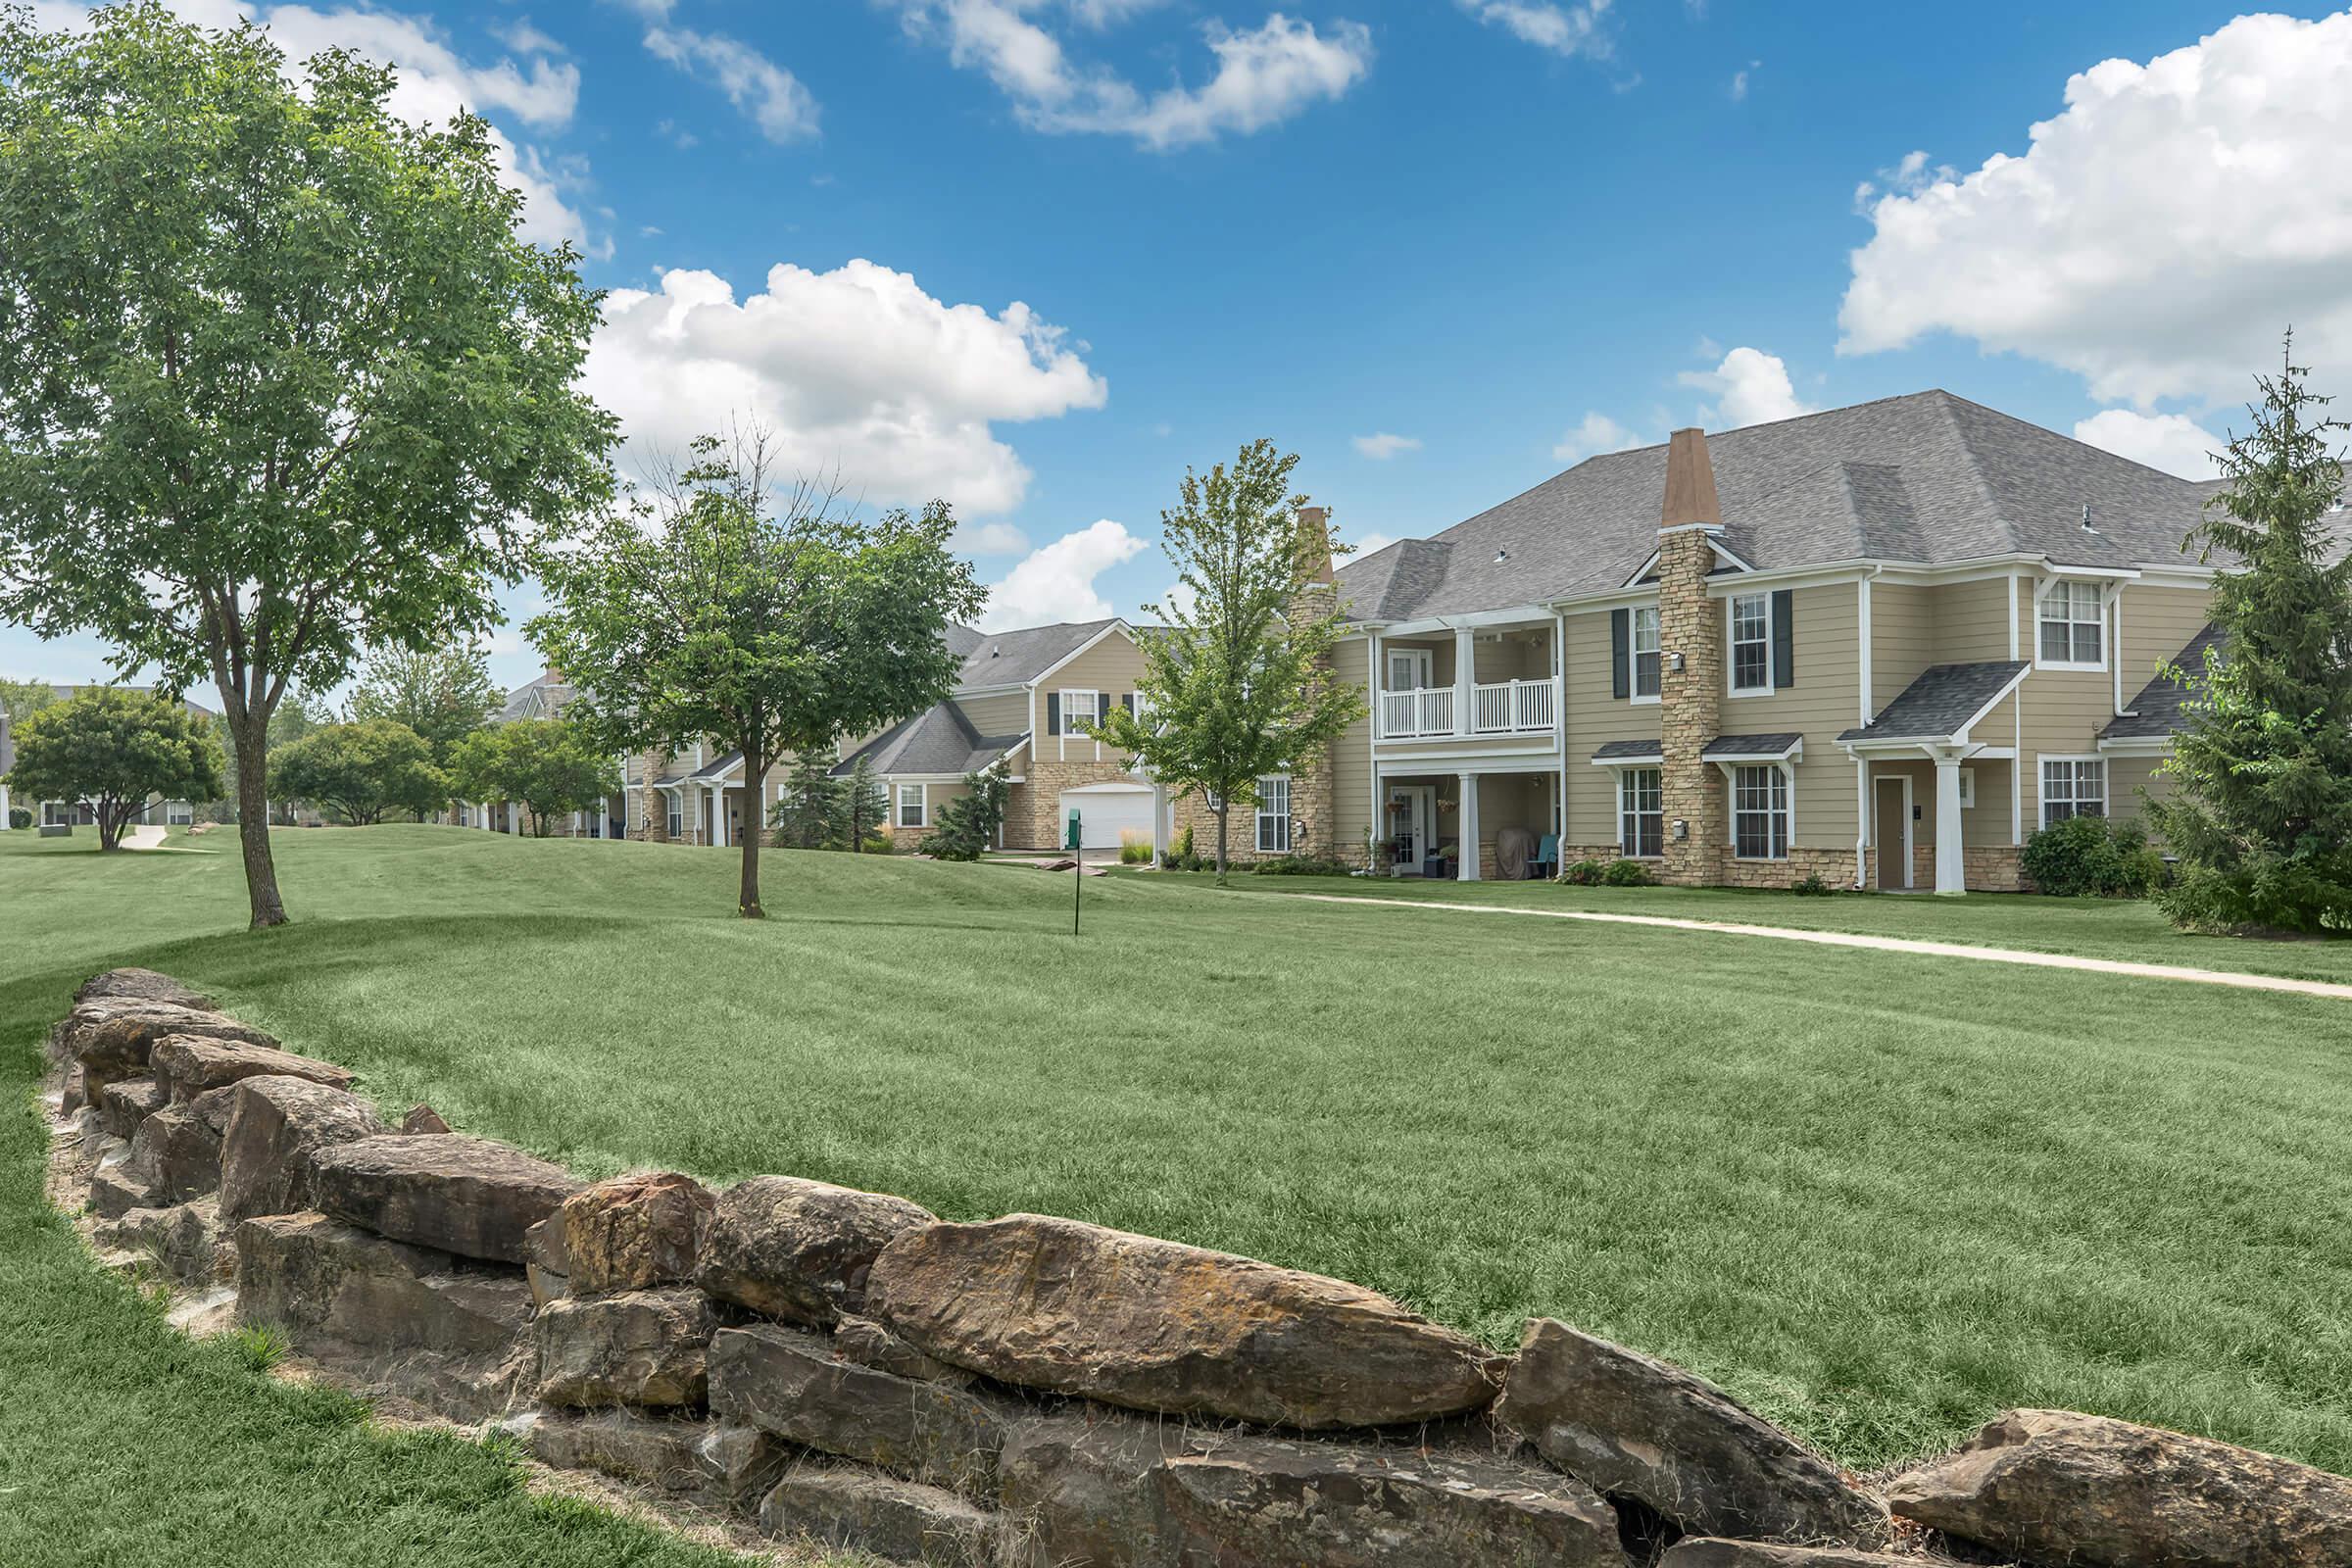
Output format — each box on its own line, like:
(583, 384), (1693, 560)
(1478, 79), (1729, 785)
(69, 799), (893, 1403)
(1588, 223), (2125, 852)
(0, 677), (59, 728)
(769, 752), (848, 850)
(447, 718), (612, 836)
(918, 767), (1011, 862)
(348, 647), (502, 763)
(269, 719), (446, 826)
(532, 427), (986, 917)
(5, 688), (224, 850)
(2149, 343), (2352, 933)
(1093, 440), (1365, 883)
(0, 5), (614, 927)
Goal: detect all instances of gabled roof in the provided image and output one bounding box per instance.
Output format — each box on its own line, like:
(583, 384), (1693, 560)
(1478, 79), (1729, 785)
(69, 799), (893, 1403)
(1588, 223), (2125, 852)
(833, 702), (1024, 778)
(1333, 390), (2224, 623)
(2102, 624), (2224, 741)
(951, 618), (1123, 690)
(1702, 732), (1803, 760)
(1838, 661), (2029, 745)
(685, 749), (742, 782)
(1591, 738), (1664, 762)
(500, 671), (570, 722)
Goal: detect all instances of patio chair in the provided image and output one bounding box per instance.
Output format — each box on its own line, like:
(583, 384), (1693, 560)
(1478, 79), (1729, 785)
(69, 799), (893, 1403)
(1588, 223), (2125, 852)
(1530, 833), (1559, 879)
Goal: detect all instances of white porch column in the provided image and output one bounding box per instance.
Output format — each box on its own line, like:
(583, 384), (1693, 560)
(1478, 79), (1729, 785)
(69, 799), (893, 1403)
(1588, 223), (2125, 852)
(1457, 770), (1481, 881)
(1453, 627), (1475, 737)
(710, 784), (727, 848)
(0, 782), (12, 829)
(1931, 748), (1966, 895)
(509, 802), (523, 836)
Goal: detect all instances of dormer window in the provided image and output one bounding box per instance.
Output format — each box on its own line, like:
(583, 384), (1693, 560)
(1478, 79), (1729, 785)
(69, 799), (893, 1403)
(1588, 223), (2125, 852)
(2036, 580), (2105, 669)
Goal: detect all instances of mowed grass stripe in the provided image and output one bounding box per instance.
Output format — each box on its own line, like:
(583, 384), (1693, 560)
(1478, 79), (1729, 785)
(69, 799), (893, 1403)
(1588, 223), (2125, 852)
(4, 825), (2349, 1488)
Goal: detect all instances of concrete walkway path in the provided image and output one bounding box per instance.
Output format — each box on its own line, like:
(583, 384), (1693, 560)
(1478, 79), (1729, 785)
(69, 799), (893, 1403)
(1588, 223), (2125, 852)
(120, 824), (168, 851)
(1285, 892), (2352, 1002)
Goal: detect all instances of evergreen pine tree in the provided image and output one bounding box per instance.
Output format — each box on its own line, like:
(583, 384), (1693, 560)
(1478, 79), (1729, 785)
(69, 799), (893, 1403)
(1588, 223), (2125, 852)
(2149, 338), (2352, 933)
(770, 752), (848, 850)
(843, 754), (888, 853)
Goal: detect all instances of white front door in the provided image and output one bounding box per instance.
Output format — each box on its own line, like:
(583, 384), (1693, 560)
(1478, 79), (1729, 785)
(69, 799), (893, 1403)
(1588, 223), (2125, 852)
(1387, 648), (1433, 691)
(1387, 786), (1434, 871)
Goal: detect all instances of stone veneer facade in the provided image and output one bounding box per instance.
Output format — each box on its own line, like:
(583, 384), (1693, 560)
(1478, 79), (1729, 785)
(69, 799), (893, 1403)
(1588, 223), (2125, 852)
(1656, 524), (1726, 887)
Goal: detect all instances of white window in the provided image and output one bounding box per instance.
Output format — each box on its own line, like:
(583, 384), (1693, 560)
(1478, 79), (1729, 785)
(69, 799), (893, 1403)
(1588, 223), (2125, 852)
(2036, 581), (2105, 668)
(1729, 592), (1772, 694)
(1057, 689), (1100, 735)
(1618, 767), (1662, 858)
(896, 782), (926, 828)
(1386, 648), (1433, 690)
(1629, 608), (1661, 702)
(2040, 759), (2106, 826)
(665, 799), (683, 840)
(1733, 764), (1790, 860)
(1255, 775), (1291, 854)
(1956, 767), (1977, 810)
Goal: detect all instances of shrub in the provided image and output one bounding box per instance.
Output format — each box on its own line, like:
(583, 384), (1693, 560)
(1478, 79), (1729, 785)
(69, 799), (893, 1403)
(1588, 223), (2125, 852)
(6, 808), (27, 831)
(1790, 872), (1836, 897)
(918, 767), (1011, 862)
(1118, 835), (1152, 866)
(1561, 858), (1605, 885)
(2022, 814), (2166, 899)
(1250, 854), (1352, 876)
(1599, 858), (1653, 887)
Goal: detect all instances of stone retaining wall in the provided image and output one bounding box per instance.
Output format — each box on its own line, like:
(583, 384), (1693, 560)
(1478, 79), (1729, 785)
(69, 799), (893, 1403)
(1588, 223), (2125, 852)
(44, 970), (2352, 1568)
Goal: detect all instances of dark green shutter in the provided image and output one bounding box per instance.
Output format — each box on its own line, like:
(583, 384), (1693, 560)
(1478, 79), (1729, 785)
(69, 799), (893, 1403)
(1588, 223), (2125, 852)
(1611, 609), (1631, 700)
(1771, 589), (1795, 688)
(1046, 692), (1060, 735)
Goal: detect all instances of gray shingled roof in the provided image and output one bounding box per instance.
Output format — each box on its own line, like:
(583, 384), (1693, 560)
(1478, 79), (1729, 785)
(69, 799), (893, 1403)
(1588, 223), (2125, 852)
(833, 702), (1024, 778)
(499, 671), (572, 722)
(1702, 732), (1803, 759)
(2102, 624), (2224, 741)
(1591, 739), (1663, 761)
(1838, 661), (2029, 743)
(1333, 390), (2222, 623)
(952, 619), (1118, 689)
(684, 750), (742, 782)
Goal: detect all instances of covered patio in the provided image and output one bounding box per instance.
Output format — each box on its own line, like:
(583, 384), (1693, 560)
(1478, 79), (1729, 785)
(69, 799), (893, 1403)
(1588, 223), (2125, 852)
(1374, 766), (1560, 880)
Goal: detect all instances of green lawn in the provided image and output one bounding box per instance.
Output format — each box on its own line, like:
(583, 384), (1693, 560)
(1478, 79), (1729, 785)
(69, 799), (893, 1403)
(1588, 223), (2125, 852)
(3, 827), (2349, 1549)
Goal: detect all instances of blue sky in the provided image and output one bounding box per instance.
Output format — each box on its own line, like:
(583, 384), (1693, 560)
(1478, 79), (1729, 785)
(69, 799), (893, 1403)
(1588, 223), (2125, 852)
(8, 0), (2350, 699)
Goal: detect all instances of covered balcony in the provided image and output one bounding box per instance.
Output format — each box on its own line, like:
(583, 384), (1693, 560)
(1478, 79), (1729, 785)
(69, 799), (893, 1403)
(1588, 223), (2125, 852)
(1372, 623), (1558, 742)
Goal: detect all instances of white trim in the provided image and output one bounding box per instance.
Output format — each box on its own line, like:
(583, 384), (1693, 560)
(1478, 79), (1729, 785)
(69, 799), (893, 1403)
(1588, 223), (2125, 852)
(2096, 735), (2175, 758)
(1626, 605), (1661, 705)
(2038, 754), (2110, 828)
(1254, 773), (1293, 856)
(895, 781), (927, 829)
(1614, 764), (1664, 859)
(2032, 578), (2110, 673)
(1866, 769), (1917, 891)
(1722, 760), (1795, 861)
(1726, 590), (1776, 698)
(1856, 576), (1874, 727)
(1589, 751), (1665, 767)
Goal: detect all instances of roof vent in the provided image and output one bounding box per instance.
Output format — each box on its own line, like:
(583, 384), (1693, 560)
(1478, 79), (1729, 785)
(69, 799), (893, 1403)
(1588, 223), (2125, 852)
(2081, 504), (2098, 534)
(1494, 548), (1509, 563)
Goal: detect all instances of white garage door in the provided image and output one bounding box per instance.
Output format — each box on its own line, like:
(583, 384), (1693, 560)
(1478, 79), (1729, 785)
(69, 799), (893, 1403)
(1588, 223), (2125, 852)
(1059, 785), (1155, 854)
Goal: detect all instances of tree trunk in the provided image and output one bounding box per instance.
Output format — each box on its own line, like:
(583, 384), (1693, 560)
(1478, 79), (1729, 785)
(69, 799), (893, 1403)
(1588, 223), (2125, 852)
(1213, 805), (1231, 887)
(229, 713), (289, 927)
(738, 746), (765, 919)
(96, 798), (122, 852)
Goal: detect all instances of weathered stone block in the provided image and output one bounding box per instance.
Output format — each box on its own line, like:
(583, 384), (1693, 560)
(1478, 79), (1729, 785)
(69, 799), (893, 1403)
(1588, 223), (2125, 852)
(835, 1313), (972, 1386)
(696, 1422), (793, 1509)
(1659, 1544), (1921, 1567)
(92, 1196), (225, 1286)
(559, 1171), (712, 1295)
(1155, 1433), (1627, 1568)
(524, 1213), (570, 1306)
(1886, 1408), (2352, 1568)
(76, 967), (215, 1010)
(311, 1134), (578, 1264)
(699, 1174), (933, 1327)
(1494, 1319), (1886, 1544)
(234, 1211), (531, 1356)
(400, 1103), (451, 1135)
(151, 1034), (354, 1102)
(997, 1409), (1200, 1568)
(535, 1287), (715, 1408)
(523, 1410), (714, 1494)
(65, 998), (273, 1094)
(218, 1076), (387, 1223)
(759, 1465), (998, 1565)
(868, 1214), (1502, 1430)
(98, 1077), (165, 1140)
(710, 1322), (1006, 1494)
(87, 1150), (160, 1219)
(125, 1102), (222, 1205)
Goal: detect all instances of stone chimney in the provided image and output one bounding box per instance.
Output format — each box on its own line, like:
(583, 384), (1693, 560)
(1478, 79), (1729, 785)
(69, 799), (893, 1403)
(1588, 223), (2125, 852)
(1657, 429), (1724, 885)
(1296, 504), (1337, 586)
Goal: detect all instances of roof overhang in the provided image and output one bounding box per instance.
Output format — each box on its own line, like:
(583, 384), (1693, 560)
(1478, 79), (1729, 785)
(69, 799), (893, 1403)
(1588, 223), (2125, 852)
(1703, 737), (1803, 764)
(1837, 662), (2031, 751)
(2097, 735), (2175, 757)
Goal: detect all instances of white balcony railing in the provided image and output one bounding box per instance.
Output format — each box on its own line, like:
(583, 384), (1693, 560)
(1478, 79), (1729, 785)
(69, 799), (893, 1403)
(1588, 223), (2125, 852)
(1472, 677), (1556, 734)
(1379, 687), (1455, 738)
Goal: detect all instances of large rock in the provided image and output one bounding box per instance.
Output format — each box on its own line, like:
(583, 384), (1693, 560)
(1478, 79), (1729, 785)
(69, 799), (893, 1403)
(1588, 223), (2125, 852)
(91, 1197), (226, 1286)
(698, 1174), (934, 1327)
(1494, 1319), (1886, 1544)
(311, 1134), (579, 1264)
(151, 1035), (354, 1102)
(98, 1077), (165, 1140)
(759, 1465), (998, 1565)
(710, 1323), (1007, 1494)
(76, 967), (215, 1009)
(1886, 1408), (2352, 1568)
(522, 1410), (714, 1495)
(697, 1422), (794, 1509)
(218, 1076), (387, 1223)
(867, 1214), (1503, 1430)
(1156, 1433), (1629, 1568)
(835, 1313), (973, 1387)
(123, 1101), (223, 1205)
(559, 1171), (712, 1295)
(523, 1213), (569, 1306)
(234, 1211), (531, 1356)
(535, 1287), (715, 1408)
(1660, 1545), (1921, 1568)
(86, 1146), (160, 1219)
(996, 1410), (1205, 1568)
(65, 999), (274, 1094)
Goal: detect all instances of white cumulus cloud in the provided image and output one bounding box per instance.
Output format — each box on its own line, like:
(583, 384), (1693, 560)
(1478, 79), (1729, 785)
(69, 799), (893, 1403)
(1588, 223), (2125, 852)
(1455, 0), (1613, 59)
(641, 25), (819, 142)
(1352, 431), (1421, 460)
(1552, 411), (1642, 462)
(583, 260), (1108, 516)
(2073, 410), (2226, 480)
(1840, 11), (2352, 407)
(1678, 346), (1813, 429)
(981, 519), (1147, 629)
(887, 3), (1372, 149)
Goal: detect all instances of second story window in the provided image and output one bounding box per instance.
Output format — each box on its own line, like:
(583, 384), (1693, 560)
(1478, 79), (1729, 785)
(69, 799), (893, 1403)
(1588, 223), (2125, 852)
(1631, 608), (1661, 701)
(1055, 689), (1101, 735)
(1731, 593), (1771, 692)
(2037, 581), (2104, 667)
